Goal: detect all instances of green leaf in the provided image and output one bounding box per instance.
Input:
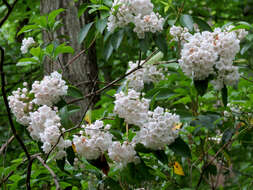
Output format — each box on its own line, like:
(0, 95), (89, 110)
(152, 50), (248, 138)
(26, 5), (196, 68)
(155, 34), (168, 54)
(180, 14), (194, 32)
(205, 164), (217, 177)
(66, 146), (75, 166)
(78, 22), (94, 44)
(154, 150), (168, 164)
(48, 8), (65, 25)
(67, 85), (83, 98)
(59, 106), (72, 129)
(30, 47), (41, 58)
(241, 43), (252, 55)
(16, 58), (38, 66)
(145, 88), (175, 100)
(56, 157), (66, 172)
(104, 39), (113, 60)
(103, 177), (122, 190)
(221, 128), (235, 145)
(169, 137), (191, 158)
(54, 44), (74, 57)
(194, 79), (209, 96)
(221, 85), (228, 107)
(78, 4), (88, 17)
(135, 143), (153, 153)
(111, 29), (124, 50)
(193, 17), (212, 32)
(17, 25), (39, 36)
(96, 18), (107, 34)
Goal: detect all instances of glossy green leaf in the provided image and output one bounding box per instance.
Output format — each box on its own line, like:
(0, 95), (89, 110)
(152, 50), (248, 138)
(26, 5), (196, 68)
(78, 22), (94, 44)
(169, 137), (191, 158)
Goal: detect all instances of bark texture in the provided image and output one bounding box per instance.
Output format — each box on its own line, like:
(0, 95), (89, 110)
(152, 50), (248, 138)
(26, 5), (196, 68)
(41, 0), (98, 123)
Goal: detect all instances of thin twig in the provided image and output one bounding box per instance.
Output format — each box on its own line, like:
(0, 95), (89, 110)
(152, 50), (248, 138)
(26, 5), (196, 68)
(0, 47), (30, 160)
(0, 135), (14, 155)
(67, 49), (159, 105)
(36, 156), (61, 190)
(0, 0), (19, 27)
(64, 35), (97, 70)
(45, 74), (99, 161)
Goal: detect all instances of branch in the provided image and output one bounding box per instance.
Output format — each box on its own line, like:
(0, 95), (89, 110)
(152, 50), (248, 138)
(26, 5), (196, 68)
(67, 49), (159, 105)
(196, 140), (232, 189)
(0, 47), (30, 160)
(45, 74), (99, 161)
(0, 135), (14, 155)
(64, 35), (97, 70)
(0, 0), (19, 27)
(36, 156), (61, 190)
(26, 158), (34, 190)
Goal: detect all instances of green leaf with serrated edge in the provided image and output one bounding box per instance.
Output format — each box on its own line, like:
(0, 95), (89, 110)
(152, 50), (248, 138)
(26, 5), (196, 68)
(78, 22), (94, 44)
(221, 85), (228, 107)
(66, 146), (75, 166)
(180, 14), (194, 32)
(194, 79), (209, 96)
(169, 137), (191, 158)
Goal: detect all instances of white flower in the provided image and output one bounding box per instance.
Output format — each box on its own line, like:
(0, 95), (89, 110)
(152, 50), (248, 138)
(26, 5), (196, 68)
(8, 88), (33, 125)
(107, 0), (164, 38)
(31, 71), (68, 106)
(108, 141), (139, 168)
(28, 105), (60, 141)
(126, 60), (165, 91)
(133, 107), (180, 150)
(20, 37), (35, 54)
(73, 120), (113, 160)
(114, 89), (150, 126)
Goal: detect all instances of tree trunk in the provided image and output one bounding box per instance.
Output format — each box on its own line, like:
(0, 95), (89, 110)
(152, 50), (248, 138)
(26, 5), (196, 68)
(40, 0), (98, 123)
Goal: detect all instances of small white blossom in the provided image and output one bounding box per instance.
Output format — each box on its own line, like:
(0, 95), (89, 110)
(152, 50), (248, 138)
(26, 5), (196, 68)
(133, 107), (180, 150)
(108, 141), (139, 168)
(31, 71), (68, 106)
(114, 89), (150, 126)
(73, 120), (113, 160)
(20, 37), (35, 54)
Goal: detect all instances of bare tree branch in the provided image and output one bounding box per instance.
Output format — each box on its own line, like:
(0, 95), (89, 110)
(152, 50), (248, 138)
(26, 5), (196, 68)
(0, 0), (19, 27)
(0, 135), (14, 155)
(36, 156), (61, 190)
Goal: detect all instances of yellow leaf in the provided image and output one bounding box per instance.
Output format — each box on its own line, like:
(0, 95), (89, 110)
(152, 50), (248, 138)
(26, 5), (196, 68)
(84, 110), (92, 124)
(173, 161), (185, 176)
(173, 123), (182, 130)
(72, 143), (77, 153)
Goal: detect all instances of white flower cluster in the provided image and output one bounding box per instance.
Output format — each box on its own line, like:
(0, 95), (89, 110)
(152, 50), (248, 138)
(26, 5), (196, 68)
(170, 25), (191, 43)
(8, 82), (33, 125)
(114, 89), (150, 126)
(73, 120), (113, 160)
(171, 25), (248, 89)
(126, 60), (165, 91)
(114, 90), (181, 150)
(133, 107), (180, 150)
(108, 141), (139, 168)
(31, 71), (68, 106)
(107, 0), (164, 38)
(8, 71), (69, 159)
(28, 105), (71, 158)
(20, 37), (35, 54)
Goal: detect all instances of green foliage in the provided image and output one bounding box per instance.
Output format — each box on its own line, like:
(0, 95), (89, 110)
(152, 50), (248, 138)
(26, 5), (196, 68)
(1, 0), (253, 189)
